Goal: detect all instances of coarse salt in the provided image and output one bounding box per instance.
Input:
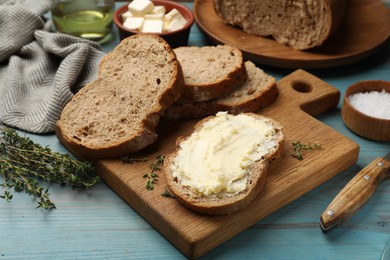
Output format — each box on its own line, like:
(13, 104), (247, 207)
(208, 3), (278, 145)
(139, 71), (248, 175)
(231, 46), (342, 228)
(348, 89), (390, 120)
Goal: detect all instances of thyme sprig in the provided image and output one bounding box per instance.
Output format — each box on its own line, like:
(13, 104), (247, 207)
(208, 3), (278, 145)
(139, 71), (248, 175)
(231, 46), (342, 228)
(121, 155), (148, 164)
(143, 155), (165, 190)
(0, 126), (100, 209)
(292, 141), (322, 160)
(161, 187), (175, 198)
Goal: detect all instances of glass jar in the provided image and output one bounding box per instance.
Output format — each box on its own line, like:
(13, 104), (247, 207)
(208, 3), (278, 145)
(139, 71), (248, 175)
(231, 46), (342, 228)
(51, 0), (115, 43)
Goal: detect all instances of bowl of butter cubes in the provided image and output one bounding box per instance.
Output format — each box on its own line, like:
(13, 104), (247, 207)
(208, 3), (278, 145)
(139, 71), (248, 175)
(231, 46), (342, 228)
(114, 0), (194, 48)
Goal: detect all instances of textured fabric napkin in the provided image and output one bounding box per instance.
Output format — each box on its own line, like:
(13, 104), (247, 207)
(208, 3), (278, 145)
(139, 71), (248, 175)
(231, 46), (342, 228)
(0, 0), (105, 133)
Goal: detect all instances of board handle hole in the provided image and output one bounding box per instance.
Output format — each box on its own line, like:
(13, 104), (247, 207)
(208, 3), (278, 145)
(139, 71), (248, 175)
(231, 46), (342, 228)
(292, 80), (312, 93)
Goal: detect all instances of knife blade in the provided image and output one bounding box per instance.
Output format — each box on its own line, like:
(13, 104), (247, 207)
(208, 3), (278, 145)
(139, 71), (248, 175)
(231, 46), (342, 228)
(320, 151), (390, 233)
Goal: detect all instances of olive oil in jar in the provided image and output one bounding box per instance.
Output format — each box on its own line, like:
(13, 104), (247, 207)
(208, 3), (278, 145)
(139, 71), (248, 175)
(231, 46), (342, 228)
(51, 0), (114, 43)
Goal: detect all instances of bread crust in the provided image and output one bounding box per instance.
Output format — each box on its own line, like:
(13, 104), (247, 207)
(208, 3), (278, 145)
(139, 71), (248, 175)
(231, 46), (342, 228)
(56, 34), (184, 159)
(214, 0), (346, 50)
(164, 113), (284, 215)
(325, 0), (346, 41)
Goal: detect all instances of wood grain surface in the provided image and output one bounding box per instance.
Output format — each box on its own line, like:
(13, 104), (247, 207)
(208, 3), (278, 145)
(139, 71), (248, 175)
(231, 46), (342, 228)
(84, 70), (360, 258)
(193, 0), (390, 69)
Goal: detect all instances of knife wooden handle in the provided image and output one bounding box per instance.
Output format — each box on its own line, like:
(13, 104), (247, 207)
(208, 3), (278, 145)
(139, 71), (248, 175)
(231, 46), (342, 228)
(320, 157), (390, 232)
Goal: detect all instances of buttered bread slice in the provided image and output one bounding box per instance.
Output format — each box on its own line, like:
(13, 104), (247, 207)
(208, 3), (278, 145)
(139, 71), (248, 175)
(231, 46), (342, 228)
(56, 34), (184, 159)
(164, 112), (284, 215)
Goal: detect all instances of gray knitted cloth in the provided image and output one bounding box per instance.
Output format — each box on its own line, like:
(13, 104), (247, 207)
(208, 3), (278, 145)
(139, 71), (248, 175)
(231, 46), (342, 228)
(0, 0), (105, 133)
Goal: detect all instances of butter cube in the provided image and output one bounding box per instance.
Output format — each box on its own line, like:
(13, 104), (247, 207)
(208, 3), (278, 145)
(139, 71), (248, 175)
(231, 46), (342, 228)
(144, 13), (164, 20)
(164, 8), (180, 21)
(152, 5), (166, 15)
(165, 16), (187, 32)
(128, 0), (154, 16)
(121, 11), (134, 22)
(164, 9), (187, 32)
(141, 19), (163, 33)
(123, 17), (144, 30)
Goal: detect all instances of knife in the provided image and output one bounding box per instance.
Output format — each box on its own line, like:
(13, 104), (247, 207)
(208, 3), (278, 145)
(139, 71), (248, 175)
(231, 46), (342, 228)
(320, 151), (390, 233)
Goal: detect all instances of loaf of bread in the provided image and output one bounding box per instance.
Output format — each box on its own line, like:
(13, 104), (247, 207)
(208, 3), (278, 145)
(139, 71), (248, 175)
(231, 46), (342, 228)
(164, 61), (277, 120)
(173, 45), (247, 102)
(56, 34), (184, 159)
(214, 0), (346, 50)
(164, 112), (284, 215)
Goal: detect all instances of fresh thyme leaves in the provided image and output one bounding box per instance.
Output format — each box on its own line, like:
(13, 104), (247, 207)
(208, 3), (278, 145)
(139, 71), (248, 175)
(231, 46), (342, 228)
(0, 126), (100, 209)
(144, 172), (158, 190)
(292, 141), (322, 160)
(121, 156), (148, 164)
(143, 155), (165, 190)
(151, 155), (165, 171)
(161, 188), (175, 198)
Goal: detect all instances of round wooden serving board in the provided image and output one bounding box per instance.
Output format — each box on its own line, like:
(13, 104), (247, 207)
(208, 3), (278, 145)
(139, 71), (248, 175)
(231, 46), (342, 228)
(193, 0), (390, 69)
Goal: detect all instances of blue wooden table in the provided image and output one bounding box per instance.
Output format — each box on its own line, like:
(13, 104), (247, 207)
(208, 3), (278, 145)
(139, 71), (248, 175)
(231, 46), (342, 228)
(1, 2), (390, 259)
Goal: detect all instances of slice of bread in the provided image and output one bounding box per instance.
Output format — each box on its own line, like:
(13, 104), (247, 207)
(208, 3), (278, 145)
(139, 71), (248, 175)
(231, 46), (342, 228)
(214, 0), (346, 50)
(56, 34), (184, 159)
(173, 45), (247, 102)
(164, 112), (284, 215)
(164, 61), (278, 120)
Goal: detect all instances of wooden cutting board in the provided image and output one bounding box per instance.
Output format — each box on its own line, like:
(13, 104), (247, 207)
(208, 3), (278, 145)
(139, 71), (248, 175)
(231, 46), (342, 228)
(90, 70), (359, 258)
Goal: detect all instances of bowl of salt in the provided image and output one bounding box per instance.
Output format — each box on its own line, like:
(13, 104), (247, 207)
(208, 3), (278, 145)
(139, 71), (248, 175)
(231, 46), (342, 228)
(342, 80), (390, 141)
